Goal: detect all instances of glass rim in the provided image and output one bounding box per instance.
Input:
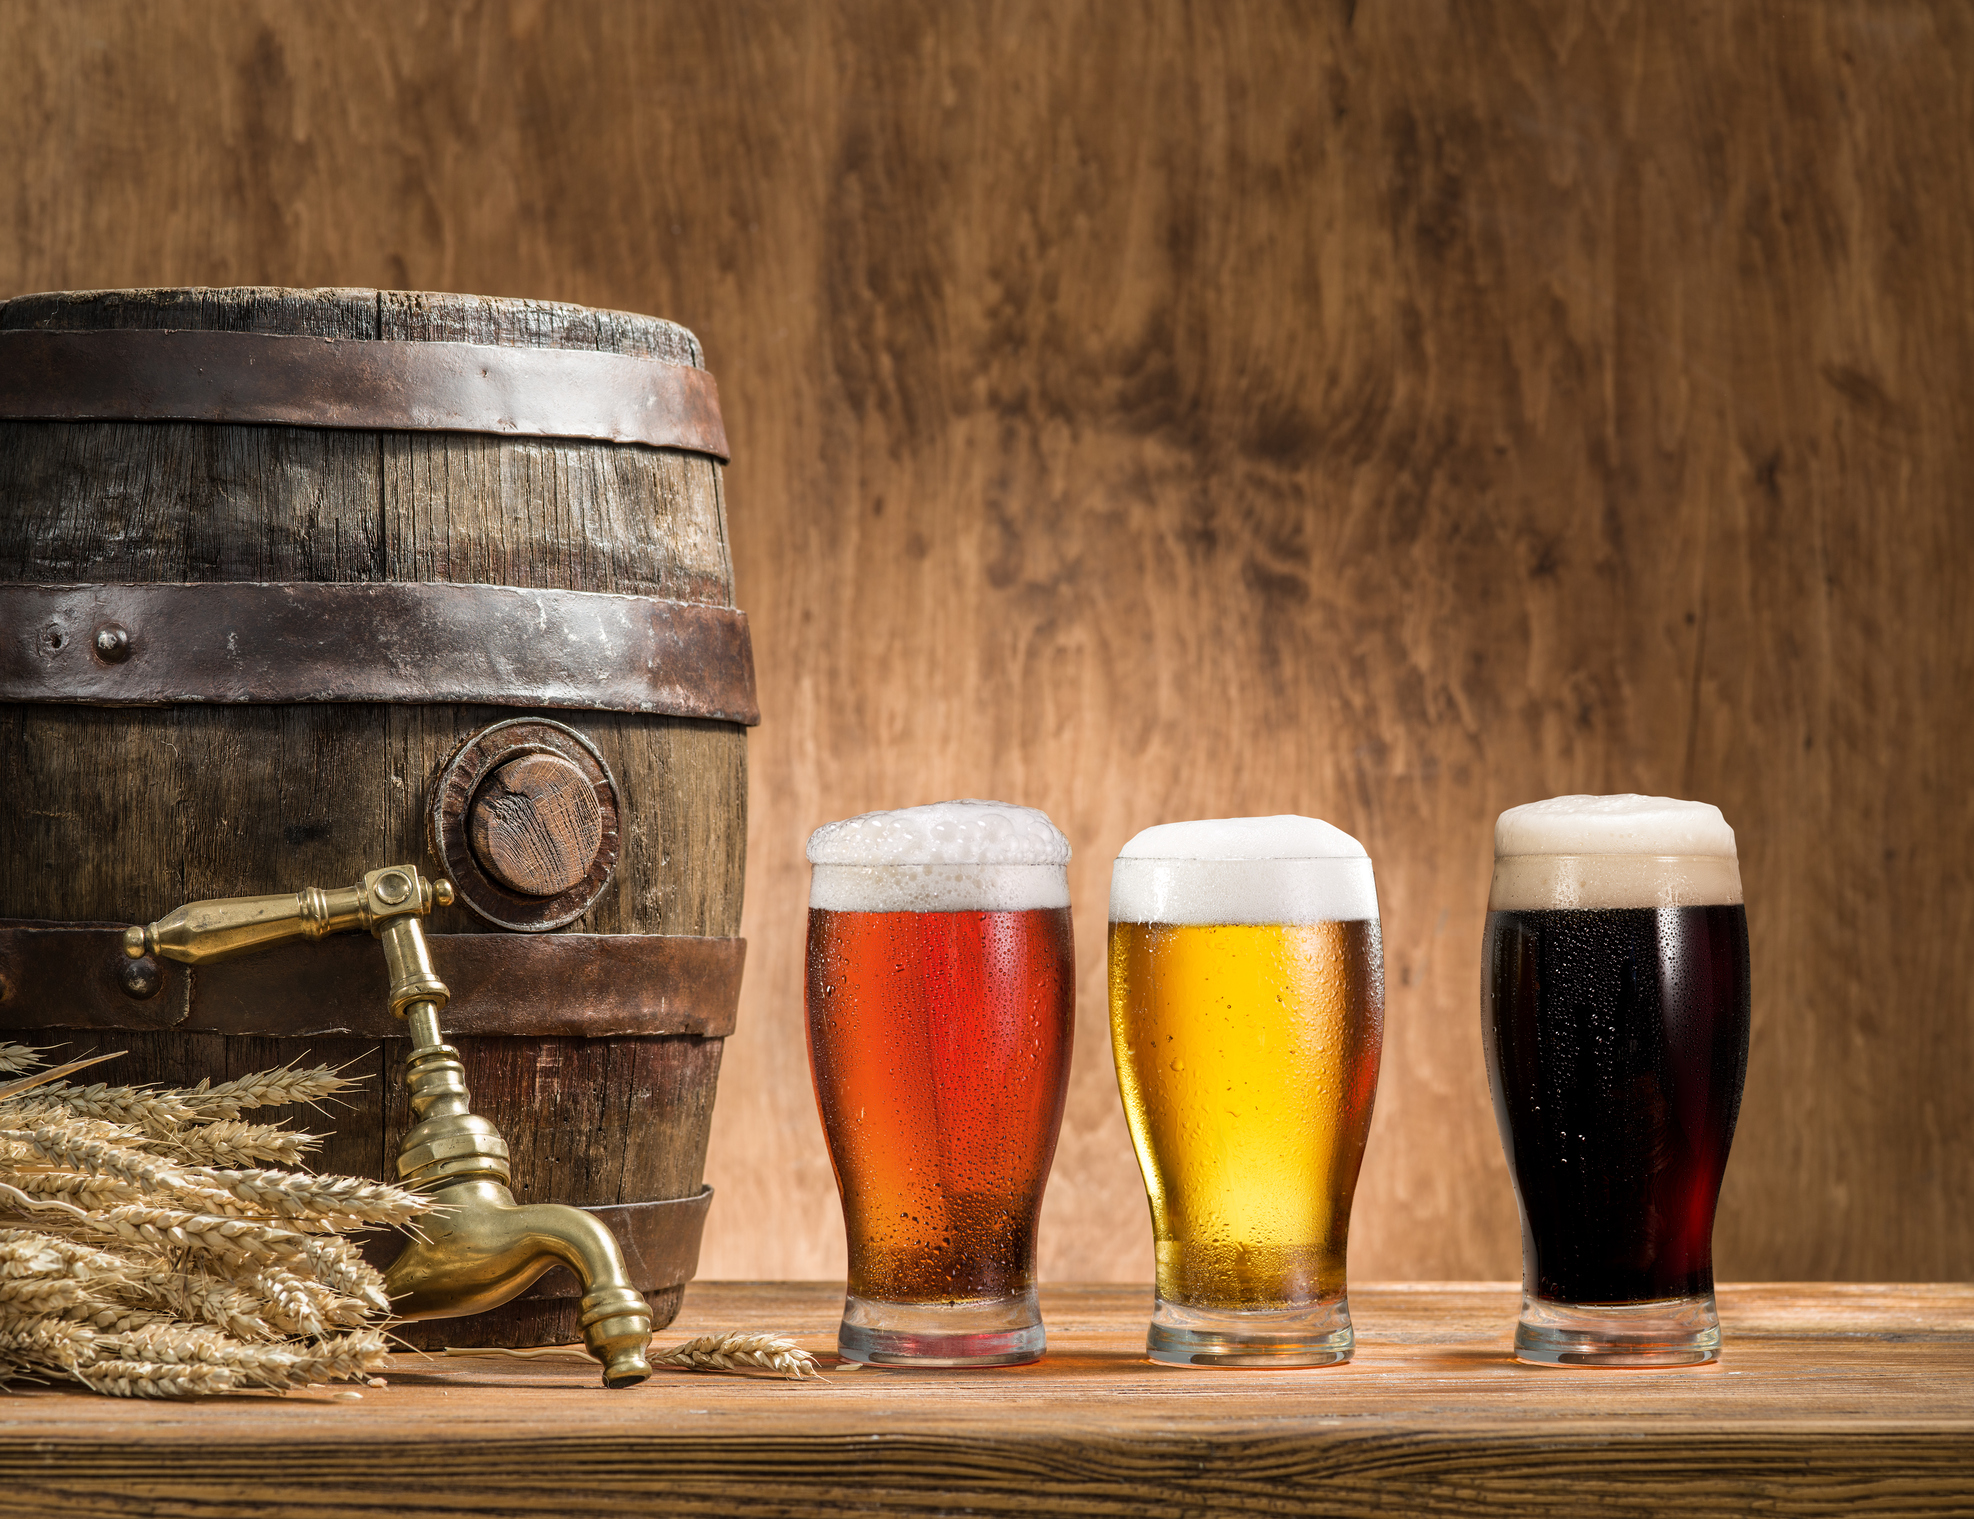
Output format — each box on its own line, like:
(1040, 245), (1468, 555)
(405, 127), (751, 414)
(808, 859), (1067, 870)
(1112, 854), (1370, 864)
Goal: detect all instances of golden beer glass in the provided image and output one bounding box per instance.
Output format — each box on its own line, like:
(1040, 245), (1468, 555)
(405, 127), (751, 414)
(1108, 817), (1384, 1367)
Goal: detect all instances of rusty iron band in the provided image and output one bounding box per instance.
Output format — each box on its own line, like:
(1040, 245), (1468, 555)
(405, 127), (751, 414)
(0, 924), (744, 1040)
(0, 582), (760, 723)
(0, 329), (729, 458)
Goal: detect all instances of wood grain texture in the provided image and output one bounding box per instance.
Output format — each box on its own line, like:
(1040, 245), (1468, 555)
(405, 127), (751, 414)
(0, 1283), (1969, 1518)
(0, 2), (1967, 1290)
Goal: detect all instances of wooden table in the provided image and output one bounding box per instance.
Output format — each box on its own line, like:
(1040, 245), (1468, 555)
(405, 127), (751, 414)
(3, 1282), (1970, 1517)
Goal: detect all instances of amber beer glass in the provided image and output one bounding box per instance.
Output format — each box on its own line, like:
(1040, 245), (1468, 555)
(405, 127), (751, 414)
(805, 801), (1074, 1366)
(1483, 795), (1750, 1366)
(1109, 817), (1384, 1367)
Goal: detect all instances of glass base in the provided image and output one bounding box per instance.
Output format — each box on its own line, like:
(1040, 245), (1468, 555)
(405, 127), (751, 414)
(837, 1289), (1045, 1367)
(1147, 1295), (1354, 1368)
(1514, 1291), (1721, 1367)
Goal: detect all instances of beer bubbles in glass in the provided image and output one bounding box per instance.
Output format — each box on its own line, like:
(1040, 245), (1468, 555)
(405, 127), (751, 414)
(1482, 794), (1750, 1366)
(805, 800), (1075, 1367)
(1108, 817), (1385, 1367)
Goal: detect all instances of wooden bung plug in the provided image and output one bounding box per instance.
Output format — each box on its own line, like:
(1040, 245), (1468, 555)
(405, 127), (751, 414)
(468, 752), (605, 898)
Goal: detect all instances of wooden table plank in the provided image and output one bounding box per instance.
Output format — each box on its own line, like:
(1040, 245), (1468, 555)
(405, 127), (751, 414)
(3, 1283), (1970, 1517)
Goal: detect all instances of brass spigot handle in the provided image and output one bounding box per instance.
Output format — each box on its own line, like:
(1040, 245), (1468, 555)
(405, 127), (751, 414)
(124, 865), (455, 968)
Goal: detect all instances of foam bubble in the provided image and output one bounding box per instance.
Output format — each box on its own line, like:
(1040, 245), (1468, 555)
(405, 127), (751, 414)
(1490, 794), (1742, 910)
(1109, 816), (1378, 925)
(807, 800), (1070, 912)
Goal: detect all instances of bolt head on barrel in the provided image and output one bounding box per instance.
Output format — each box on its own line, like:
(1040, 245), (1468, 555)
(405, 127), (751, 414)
(92, 622), (131, 662)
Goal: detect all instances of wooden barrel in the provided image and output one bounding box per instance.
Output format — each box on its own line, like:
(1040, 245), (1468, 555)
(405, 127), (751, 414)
(0, 287), (754, 1347)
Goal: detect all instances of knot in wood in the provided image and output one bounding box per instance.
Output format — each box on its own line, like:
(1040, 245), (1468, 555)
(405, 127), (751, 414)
(468, 753), (604, 898)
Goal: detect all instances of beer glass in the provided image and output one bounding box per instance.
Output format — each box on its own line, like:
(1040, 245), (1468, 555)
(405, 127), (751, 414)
(805, 800), (1074, 1366)
(1482, 794), (1750, 1367)
(1108, 816), (1384, 1367)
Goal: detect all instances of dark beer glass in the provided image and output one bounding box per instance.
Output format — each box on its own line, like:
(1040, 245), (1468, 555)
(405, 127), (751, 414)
(805, 801), (1074, 1366)
(1482, 795), (1750, 1366)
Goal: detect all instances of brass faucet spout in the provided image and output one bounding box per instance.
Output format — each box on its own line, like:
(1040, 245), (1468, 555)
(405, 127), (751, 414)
(384, 1179), (654, 1387)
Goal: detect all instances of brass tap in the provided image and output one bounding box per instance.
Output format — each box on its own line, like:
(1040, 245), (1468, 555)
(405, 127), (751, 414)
(127, 865), (654, 1388)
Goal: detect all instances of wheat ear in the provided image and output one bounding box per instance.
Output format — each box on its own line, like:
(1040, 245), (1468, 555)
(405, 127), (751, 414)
(68, 1204), (310, 1266)
(0, 1231), (135, 1281)
(2, 1047), (423, 1398)
(71, 1359), (247, 1398)
(187, 1167), (427, 1226)
(4, 1125), (242, 1211)
(151, 1120), (321, 1169)
(26, 1082), (203, 1133)
(175, 1066), (355, 1121)
(651, 1332), (822, 1379)
(244, 1263), (381, 1336)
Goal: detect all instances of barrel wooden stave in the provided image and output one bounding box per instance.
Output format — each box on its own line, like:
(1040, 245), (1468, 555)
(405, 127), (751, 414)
(0, 425), (730, 607)
(0, 287), (747, 1347)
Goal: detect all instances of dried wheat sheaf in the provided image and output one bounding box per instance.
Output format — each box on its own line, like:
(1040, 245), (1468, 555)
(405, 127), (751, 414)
(0, 1041), (430, 1398)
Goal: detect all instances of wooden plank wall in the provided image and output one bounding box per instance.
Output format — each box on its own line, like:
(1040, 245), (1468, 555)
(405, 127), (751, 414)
(1, 1), (1966, 1285)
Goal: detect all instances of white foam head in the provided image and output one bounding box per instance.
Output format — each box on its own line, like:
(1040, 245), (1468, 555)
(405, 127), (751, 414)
(1109, 815), (1378, 925)
(1494, 794), (1736, 857)
(807, 800), (1070, 912)
(1490, 794), (1742, 910)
